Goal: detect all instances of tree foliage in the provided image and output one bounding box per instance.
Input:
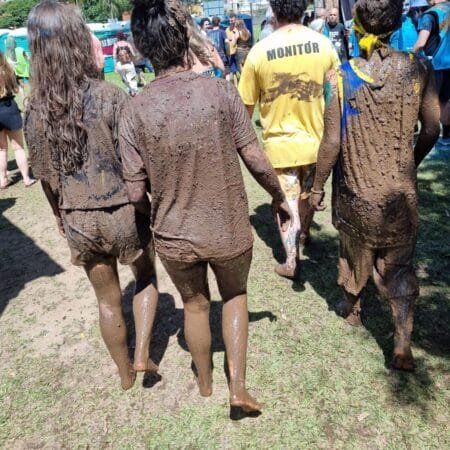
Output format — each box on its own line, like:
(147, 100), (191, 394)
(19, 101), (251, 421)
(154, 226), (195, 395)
(0, 0), (132, 29)
(0, 0), (39, 29)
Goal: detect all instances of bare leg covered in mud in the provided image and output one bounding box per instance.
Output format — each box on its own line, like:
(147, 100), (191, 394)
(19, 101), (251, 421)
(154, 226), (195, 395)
(275, 193), (300, 279)
(85, 259), (136, 390)
(130, 248), (159, 373)
(223, 294), (262, 413)
(184, 293), (213, 396)
(389, 295), (416, 371)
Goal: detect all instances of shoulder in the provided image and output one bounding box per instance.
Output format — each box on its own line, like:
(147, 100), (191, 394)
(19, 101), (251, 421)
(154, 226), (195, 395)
(91, 79), (128, 104)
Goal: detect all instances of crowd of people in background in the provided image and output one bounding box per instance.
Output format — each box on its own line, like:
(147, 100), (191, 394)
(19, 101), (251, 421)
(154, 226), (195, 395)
(0, 0), (448, 415)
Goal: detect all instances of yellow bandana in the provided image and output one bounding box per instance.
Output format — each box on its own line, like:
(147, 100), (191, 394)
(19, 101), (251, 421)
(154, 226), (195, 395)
(353, 13), (392, 58)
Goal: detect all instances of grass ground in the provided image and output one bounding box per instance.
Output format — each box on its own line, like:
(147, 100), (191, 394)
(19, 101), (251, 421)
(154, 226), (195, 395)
(0, 74), (449, 449)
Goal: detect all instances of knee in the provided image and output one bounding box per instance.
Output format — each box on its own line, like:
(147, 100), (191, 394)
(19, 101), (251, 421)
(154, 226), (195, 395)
(374, 268), (418, 299)
(183, 295), (210, 313)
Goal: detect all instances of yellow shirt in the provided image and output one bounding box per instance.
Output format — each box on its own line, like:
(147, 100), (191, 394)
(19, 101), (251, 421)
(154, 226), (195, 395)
(239, 24), (340, 168)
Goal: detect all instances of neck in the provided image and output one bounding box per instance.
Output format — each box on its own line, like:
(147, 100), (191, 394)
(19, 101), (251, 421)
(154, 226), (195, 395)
(275, 20), (302, 29)
(155, 65), (188, 79)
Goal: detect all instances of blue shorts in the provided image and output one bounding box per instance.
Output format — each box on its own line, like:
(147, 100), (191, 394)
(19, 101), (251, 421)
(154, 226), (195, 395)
(0, 97), (22, 132)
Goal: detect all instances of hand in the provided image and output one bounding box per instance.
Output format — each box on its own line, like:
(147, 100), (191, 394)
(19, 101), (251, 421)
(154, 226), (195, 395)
(272, 198), (293, 232)
(309, 191), (326, 211)
(55, 216), (66, 238)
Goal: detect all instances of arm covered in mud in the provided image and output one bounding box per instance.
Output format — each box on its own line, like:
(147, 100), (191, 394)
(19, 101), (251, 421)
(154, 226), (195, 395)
(414, 66), (440, 167)
(118, 107), (151, 216)
(238, 139), (292, 231)
(310, 68), (341, 211)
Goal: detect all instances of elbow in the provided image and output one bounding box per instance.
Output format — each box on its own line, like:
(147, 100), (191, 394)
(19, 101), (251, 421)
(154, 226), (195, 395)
(125, 181), (147, 205)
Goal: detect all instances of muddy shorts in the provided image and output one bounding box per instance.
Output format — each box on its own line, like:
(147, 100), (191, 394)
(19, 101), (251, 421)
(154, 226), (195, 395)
(275, 164), (316, 202)
(61, 203), (151, 267)
(338, 232), (419, 299)
(160, 248), (253, 301)
(435, 69), (450, 104)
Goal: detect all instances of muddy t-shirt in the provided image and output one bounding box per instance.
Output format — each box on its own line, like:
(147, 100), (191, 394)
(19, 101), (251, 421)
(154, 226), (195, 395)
(25, 81), (130, 210)
(119, 71), (256, 262)
(334, 50), (430, 248)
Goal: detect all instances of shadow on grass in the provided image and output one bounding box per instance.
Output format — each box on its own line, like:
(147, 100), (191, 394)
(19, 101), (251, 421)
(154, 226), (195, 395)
(0, 197), (64, 318)
(249, 158), (449, 409)
(122, 281), (277, 397)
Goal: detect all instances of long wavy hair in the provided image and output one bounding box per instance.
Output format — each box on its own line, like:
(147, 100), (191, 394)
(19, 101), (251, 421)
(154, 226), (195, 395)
(131, 0), (191, 73)
(0, 51), (18, 98)
(27, 1), (99, 175)
(236, 19), (251, 42)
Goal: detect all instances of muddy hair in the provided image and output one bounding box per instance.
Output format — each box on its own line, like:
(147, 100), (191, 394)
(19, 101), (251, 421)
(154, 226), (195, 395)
(355, 0), (403, 35)
(187, 17), (213, 66)
(27, 1), (99, 176)
(131, 0), (191, 73)
(0, 51), (19, 98)
(269, 0), (308, 23)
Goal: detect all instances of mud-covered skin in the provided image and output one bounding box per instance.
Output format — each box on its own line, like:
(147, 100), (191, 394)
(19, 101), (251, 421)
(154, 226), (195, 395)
(313, 47), (440, 370)
(25, 80), (130, 210)
(119, 69), (272, 412)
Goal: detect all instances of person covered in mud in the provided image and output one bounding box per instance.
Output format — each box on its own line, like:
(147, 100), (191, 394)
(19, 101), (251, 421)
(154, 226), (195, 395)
(120, 0), (292, 414)
(310, 0), (440, 370)
(24, 1), (159, 390)
(239, 0), (341, 279)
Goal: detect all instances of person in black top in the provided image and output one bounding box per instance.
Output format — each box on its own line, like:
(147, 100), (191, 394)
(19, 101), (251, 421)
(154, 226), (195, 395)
(325, 8), (349, 61)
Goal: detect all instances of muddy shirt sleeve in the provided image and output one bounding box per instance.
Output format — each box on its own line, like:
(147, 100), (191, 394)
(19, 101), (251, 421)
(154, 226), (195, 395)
(225, 82), (258, 149)
(23, 111), (60, 193)
(118, 104), (148, 182)
(238, 53), (260, 106)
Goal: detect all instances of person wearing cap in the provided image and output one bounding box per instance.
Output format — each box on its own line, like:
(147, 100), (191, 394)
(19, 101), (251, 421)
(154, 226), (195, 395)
(239, 0), (341, 279)
(413, 0), (450, 147)
(311, 0), (440, 371)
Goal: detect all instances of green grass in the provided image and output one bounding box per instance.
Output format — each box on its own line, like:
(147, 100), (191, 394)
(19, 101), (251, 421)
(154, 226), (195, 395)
(0, 74), (449, 448)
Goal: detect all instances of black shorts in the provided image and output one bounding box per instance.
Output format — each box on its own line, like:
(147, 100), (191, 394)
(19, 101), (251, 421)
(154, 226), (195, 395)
(435, 69), (450, 104)
(0, 97), (23, 132)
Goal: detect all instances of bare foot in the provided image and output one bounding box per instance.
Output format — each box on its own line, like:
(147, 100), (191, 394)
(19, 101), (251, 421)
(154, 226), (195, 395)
(230, 388), (262, 413)
(24, 178), (37, 188)
(133, 358), (159, 373)
(119, 365), (136, 391)
(393, 352), (415, 371)
(274, 262), (298, 280)
(230, 381), (262, 413)
(196, 375), (213, 397)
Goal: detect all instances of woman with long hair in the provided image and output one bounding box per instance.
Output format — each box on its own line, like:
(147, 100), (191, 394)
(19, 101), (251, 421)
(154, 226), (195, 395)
(0, 51), (35, 189)
(234, 19), (252, 72)
(25, 0), (159, 389)
(120, 0), (291, 413)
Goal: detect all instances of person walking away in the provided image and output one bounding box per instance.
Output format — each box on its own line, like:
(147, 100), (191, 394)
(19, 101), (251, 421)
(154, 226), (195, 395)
(235, 19), (252, 72)
(324, 8), (349, 62)
(311, 0), (440, 370)
(239, 0), (341, 279)
(25, 1), (159, 390)
(0, 51), (36, 189)
(413, 0), (450, 147)
(122, 0), (292, 414)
